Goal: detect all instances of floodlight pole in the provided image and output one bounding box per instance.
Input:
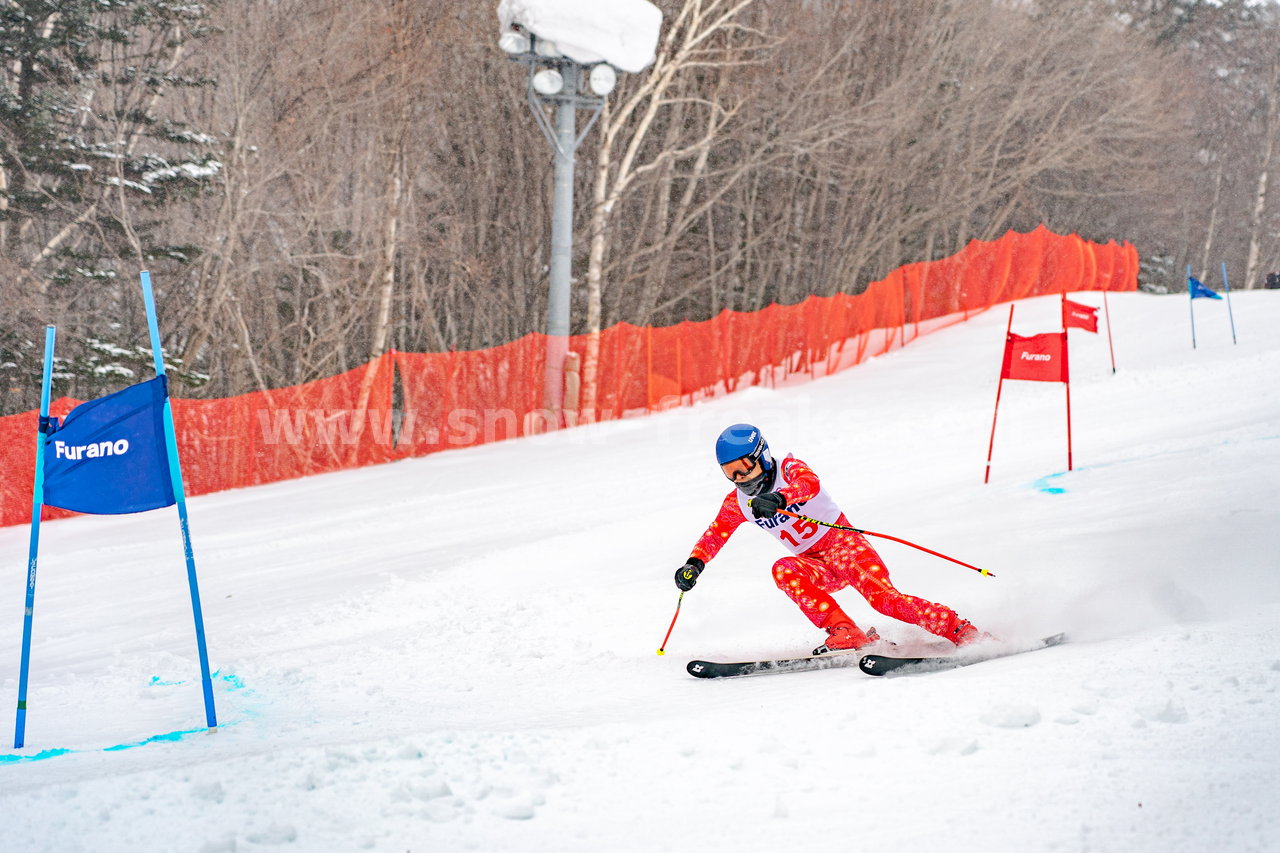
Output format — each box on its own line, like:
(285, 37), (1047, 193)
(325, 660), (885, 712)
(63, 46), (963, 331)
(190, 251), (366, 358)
(545, 64), (577, 419)
(506, 40), (607, 422)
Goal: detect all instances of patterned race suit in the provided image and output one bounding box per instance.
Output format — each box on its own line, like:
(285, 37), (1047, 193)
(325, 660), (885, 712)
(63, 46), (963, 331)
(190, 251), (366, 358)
(690, 454), (971, 640)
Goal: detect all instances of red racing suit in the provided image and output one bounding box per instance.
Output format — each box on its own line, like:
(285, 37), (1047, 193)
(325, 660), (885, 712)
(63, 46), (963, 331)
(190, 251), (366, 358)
(689, 454), (970, 639)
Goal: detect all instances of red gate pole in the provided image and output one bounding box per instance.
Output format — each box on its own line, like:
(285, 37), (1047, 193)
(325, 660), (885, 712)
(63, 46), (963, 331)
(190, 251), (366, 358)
(1102, 289), (1117, 373)
(1065, 378), (1073, 472)
(984, 305), (1016, 484)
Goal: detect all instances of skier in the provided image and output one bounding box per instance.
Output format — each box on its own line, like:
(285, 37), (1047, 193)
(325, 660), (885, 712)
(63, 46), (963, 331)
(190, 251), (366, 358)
(675, 423), (986, 654)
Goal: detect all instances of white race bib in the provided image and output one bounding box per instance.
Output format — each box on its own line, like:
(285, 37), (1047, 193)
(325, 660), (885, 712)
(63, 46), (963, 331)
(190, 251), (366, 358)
(736, 454), (843, 554)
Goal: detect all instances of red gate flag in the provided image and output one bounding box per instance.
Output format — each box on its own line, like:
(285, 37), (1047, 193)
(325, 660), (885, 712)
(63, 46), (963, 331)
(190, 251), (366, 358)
(1001, 331), (1069, 383)
(986, 306), (1073, 483)
(1062, 298), (1099, 333)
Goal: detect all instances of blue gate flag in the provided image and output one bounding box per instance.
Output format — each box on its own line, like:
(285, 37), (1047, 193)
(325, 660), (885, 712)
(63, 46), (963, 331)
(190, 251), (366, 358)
(1189, 276), (1223, 300)
(42, 376), (176, 514)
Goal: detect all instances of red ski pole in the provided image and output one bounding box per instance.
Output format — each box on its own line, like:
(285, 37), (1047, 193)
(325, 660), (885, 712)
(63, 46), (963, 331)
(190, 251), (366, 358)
(773, 509), (996, 577)
(656, 591), (684, 655)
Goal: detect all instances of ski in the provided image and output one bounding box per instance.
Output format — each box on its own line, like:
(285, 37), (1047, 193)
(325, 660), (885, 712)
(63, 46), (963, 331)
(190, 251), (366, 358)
(857, 632), (1067, 677)
(686, 648), (864, 679)
(686, 633), (1066, 680)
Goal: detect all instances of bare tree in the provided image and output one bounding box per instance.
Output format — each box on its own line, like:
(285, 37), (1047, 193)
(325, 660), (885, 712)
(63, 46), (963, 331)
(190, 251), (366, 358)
(6, 0), (1260, 417)
(578, 0), (774, 419)
(1244, 51), (1279, 289)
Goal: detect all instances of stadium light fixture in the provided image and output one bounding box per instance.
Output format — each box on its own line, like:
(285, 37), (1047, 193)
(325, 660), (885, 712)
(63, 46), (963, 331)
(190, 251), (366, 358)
(532, 68), (564, 96)
(588, 64), (617, 96)
(498, 30), (529, 54)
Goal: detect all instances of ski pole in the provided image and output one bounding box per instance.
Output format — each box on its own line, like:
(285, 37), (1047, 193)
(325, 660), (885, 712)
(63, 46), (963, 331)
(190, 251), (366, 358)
(773, 509), (995, 577)
(656, 591), (684, 655)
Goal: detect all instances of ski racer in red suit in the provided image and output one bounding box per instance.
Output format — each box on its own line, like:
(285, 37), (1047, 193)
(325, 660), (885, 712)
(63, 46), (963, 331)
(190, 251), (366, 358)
(675, 424), (984, 654)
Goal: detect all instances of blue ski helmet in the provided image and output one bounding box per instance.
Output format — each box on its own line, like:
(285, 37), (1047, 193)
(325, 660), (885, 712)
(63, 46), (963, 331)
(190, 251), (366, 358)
(714, 423), (776, 497)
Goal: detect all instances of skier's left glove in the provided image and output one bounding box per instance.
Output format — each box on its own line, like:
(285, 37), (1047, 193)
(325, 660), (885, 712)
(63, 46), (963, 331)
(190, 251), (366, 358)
(749, 491), (787, 519)
(675, 558), (705, 591)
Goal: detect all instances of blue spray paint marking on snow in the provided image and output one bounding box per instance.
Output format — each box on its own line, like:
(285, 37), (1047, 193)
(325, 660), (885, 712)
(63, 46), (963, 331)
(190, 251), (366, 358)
(0, 670), (255, 764)
(1032, 471), (1070, 494)
(0, 747), (72, 764)
(103, 727), (209, 751)
(148, 670), (246, 690)
(217, 672), (246, 690)
(0, 730), (213, 764)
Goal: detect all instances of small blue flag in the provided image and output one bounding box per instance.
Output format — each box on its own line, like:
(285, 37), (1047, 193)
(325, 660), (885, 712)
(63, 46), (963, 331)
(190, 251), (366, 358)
(1188, 276), (1223, 300)
(42, 376), (176, 514)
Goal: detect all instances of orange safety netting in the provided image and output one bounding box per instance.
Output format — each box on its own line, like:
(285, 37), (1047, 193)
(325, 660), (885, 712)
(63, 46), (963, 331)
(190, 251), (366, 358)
(0, 226), (1136, 528)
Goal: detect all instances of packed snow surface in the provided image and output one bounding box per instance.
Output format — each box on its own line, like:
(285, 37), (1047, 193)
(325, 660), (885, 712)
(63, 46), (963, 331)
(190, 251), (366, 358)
(499, 0), (662, 72)
(2, 291), (1278, 852)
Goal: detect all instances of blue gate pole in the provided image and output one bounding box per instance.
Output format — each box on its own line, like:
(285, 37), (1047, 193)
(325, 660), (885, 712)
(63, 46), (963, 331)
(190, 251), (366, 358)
(14, 326), (56, 749)
(140, 271), (217, 729)
(1220, 262), (1238, 345)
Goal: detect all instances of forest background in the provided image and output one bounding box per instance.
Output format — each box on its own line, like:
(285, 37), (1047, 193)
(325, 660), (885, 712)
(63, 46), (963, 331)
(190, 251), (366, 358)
(1, 0), (1277, 414)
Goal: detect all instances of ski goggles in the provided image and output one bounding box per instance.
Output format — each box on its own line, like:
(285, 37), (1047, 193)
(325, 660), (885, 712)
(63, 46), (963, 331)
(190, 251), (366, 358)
(720, 455), (761, 483)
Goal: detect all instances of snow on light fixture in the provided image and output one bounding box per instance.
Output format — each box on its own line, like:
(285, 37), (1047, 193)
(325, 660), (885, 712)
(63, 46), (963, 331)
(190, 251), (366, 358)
(532, 68), (564, 96)
(498, 0), (661, 73)
(499, 30), (530, 54)
(534, 38), (561, 58)
(588, 64), (617, 96)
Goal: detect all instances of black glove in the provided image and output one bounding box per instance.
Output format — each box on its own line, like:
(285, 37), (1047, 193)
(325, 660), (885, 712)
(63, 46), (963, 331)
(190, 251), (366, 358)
(675, 557), (705, 591)
(749, 491), (787, 519)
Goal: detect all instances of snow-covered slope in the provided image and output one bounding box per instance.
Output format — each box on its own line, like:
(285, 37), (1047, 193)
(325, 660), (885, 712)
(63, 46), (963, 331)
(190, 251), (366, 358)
(2, 291), (1277, 852)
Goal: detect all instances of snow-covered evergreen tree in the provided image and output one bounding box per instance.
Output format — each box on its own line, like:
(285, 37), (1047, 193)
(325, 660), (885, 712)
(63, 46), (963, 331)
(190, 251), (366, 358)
(0, 0), (217, 408)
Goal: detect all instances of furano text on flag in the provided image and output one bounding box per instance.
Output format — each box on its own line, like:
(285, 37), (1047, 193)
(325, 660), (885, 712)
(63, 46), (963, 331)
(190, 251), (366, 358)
(41, 376), (176, 515)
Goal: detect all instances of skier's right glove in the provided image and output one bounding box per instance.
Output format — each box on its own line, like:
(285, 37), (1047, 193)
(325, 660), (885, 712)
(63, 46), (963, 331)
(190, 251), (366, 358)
(675, 557), (706, 591)
(749, 491), (787, 519)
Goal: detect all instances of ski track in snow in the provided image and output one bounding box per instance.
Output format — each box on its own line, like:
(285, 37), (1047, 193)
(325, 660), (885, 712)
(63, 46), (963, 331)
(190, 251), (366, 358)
(1, 292), (1278, 852)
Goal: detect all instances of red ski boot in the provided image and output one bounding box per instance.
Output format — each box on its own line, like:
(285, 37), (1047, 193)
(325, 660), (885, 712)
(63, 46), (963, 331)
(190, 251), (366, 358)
(813, 609), (877, 655)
